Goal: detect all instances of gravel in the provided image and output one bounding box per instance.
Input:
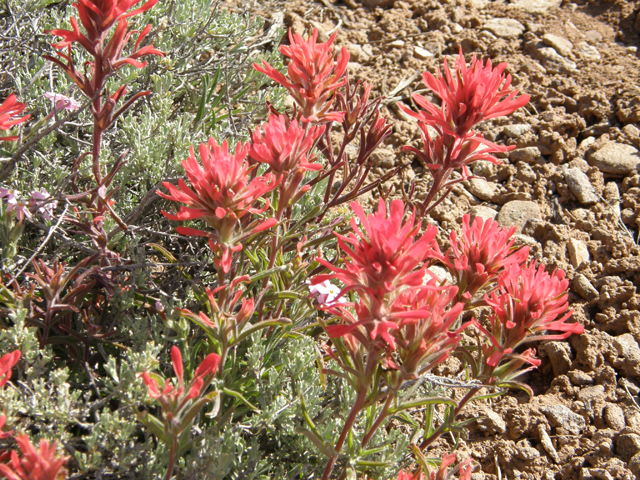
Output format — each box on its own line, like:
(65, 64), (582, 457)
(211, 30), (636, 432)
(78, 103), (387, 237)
(587, 142), (640, 175)
(565, 168), (599, 204)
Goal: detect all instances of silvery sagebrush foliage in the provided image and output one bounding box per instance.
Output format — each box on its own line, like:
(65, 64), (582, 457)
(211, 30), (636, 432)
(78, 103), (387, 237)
(0, 2), (584, 480)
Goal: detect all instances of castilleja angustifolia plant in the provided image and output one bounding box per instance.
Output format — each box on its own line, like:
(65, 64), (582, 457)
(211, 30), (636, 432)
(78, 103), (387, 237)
(0, 10), (585, 478)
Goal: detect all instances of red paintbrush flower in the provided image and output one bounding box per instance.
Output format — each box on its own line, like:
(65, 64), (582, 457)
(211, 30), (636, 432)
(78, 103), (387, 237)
(0, 95), (30, 141)
(476, 261), (582, 367)
(254, 29), (349, 123)
(0, 434), (68, 480)
(249, 114), (325, 174)
(313, 199), (440, 301)
(158, 138), (279, 244)
(442, 214), (529, 301)
(402, 48), (529, 138)
(0, 350), (20, 390)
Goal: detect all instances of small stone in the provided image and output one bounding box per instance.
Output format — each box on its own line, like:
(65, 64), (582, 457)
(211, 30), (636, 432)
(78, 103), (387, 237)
(468, 178), (498, 202)
(619, 377), (640, 395)
(477, 408), (507, 435)
(469, 206), (498, 223)
(537, 46), (578, 73)
(503, 123), (531, 138)
(630, 452), (640, 478)
(370, 148), (396, 168)
(622, 124), (640, 139)
(544, 341), (573, 376)
(573, 274), (599, 299)
(497, 200), (542, 233)
(613, 333), (640, 376)
(567, 238), (590, 268)
(565, 168), (599, 204)
(510, 0), (561, 13)
(512, 234), (538, 248)
(510, 146), (542, 164)
(542, 33), (574, 57)
(482, 18), (525, 39)
(617, 434), (640, 461)
(538, 425), (560, 463)
(346, 43), (370, 63)
(628, 46), (638, 54)
(389, 39), (405, 48)
(577, 385), (605, 403)
(587, 142), (640, 175)
(603, 404), (626, 430)
(568, 370), (594, 386)
(517, 162), (537, 183)
(576, 42), (601, 61)
(585, 30), (603, 43)
(428, 265), (454, 285)
(413, 46), (433, 60)
(541, 405), (586, 435)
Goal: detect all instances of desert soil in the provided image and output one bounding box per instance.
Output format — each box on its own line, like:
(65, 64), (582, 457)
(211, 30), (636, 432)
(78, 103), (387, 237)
(221, 0), (640, 478)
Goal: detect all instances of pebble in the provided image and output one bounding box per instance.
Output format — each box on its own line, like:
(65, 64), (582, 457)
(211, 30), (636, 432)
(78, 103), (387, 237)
(510, 0), (561, 13)
(468, 178), (498, 202)
(567, 238), (590, 268)
(622, 124), (640, 140)
(482, 18), (525, 39)
(584, 30), (603, 43)
(573, 274), (599, 299)
(370, 148), (396, 168)
(617, 434), (640, 461)
(389, 39), (405, 48)
(587, 142), (640, 175)
(477, 408), (507, 435)
(497, 200), (542, 233)
(542, 33), (574, 57)
(537, 46), (578, 73)
(538, 425), (560, 463)
(510, 146), (542, 164)
(577, 385), (605, 403)
(613, 333), (640, 376)
(565, 168), (599, 204)
(517, 162), (537, 183)
(619, 377), (640, 395)
(346, 43), (371, 63)
(542, 404), (586, 434)
(413, 46), (433, 60)
(603, 181), (621, 216)
(544, 341), (573, 376)
(568, 370), (594, 386)
(502, 123), (531, 138)
(469, 206), (498, 222)
(427, 265), (454, 285)
(630, 452), (640, 478)
(576, 42), (601, 62)
(603, 404), (626, 430)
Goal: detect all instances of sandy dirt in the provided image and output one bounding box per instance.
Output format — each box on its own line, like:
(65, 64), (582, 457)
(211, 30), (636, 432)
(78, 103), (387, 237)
(222, 0), (640, 478)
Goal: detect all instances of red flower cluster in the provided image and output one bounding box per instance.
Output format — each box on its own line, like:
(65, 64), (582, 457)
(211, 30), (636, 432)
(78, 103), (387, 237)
(476, 261), (583, 368)
(254, 29), (349, 123)
(0, 435), (68, 480)
(441, 215), (529, 301)
(141, 346), (220, 410)
(159, 139), (279, 272)
(313, 200), (464, 376)
(0, 350), (20, 389)
(46, 0), (164, 98)
(400, 49), (529, 213)
(0, 95), (30, 141)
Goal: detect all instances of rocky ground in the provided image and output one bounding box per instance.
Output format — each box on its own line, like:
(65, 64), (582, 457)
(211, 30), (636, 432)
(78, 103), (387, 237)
(223, 0), (640, 478)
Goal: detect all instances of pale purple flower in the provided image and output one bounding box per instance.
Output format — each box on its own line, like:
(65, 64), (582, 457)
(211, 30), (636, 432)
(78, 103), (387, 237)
(309, 280), (345, 305)
(30, 188), (57, 221)
(44, 92), (80, 112)
(0, 188), (31, 223)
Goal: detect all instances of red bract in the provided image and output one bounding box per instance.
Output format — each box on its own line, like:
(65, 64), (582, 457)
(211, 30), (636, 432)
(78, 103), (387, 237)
(313, 199), (439, 300)
(0, 415), (13, 440)
(442, 215), (529, 301)
(0, 434), (68, 480)
(140, 346), (220, 407)
(158, 138), (279, 245)
(249, 114), (325, 174)
(477, 262), (583, 367)
(405, 48), (530, 137)
(0, 95), (30, 141)
(254, 29), (349, 123)
(431, 453), (472, 480)
(0, 350), (21, 389)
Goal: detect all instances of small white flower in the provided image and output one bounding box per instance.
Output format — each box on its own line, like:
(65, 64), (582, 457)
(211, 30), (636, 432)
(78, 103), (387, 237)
(44, 92), (80, 112)
(309, 280), (346, 305)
